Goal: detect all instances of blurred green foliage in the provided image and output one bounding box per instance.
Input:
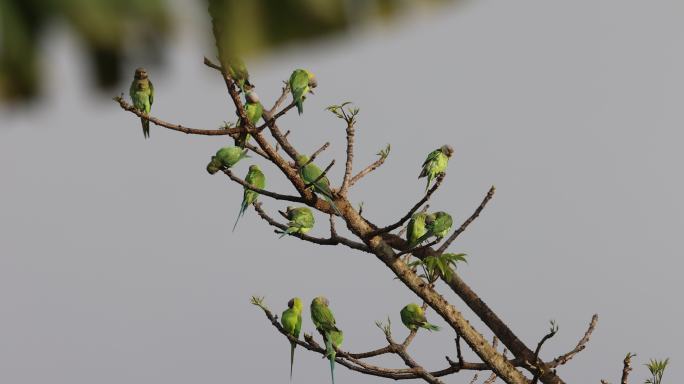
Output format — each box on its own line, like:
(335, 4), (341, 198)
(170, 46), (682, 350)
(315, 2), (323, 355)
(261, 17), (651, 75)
(0, 0), (454, 103)
(0, 0), (171, 103)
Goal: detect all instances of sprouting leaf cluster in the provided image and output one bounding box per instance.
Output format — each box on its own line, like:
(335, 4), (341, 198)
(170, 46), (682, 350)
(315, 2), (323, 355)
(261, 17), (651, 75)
(408, 253), (467, 283)
(644, 358), (669, 384)
(326, 102), (360, 124)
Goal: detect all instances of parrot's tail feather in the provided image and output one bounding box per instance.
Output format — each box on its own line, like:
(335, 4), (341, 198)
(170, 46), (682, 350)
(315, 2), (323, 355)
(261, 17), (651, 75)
(239, 150), (250, 160)
(425, 173), (433, 193)
(323, 195), (343, 216)
(423, 323), (441, 331)
(232, 201), (247, 232)
(290, 342), (296, 381)
(278, 226), (298, 239)
(329, 354), (336, 384)
(141, 118), (150, 139)
(296, 99), (303, 115)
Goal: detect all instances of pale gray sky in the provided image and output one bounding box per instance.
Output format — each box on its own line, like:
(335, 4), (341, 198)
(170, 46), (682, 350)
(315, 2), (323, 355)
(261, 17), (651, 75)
(1, 1), (683, 383)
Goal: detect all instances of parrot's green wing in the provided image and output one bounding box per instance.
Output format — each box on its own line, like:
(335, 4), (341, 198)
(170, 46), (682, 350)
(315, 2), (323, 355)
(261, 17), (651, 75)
(312, 305), (337, 332)
(289, 70), (310, 115)
(148, 79), (154, 106)
(419, 149), (442, 175)
(245, 101), (263, 125)
(278, 207), (315, 238)
(431, 212), (453, 238)
(233, 166), (265, 232)
(128, 80), (136, 101)
(216, 146), (249, 168)
(298, 160), (342, 216)
(407, 213), (428, 247)
(291, 208), (315, 229)
(227, 57), (251, 92)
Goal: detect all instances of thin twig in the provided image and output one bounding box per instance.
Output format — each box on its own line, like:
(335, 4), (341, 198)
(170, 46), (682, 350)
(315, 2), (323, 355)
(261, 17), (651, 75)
(275, 130), (291, 152)
(367, 174), (445, 238)
(340, 120), (355, 196)
(549, 314), (598, 368)
(304, 160), (336, 189)
(268, 83), (291, 116)
(531, 321), (559, 384)
(304, 142), (330, 166)
(436, 185), (496, 254)
(253, 203), (369, 252)
(349, 148), (389, 187)
(258, 101), (297, 132)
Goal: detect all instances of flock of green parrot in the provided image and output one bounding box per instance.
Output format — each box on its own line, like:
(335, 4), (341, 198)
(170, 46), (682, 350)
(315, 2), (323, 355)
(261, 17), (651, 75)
(280, 297), (440, 383)
(127, 61), (315, 139)
(128, 62), (461, 383)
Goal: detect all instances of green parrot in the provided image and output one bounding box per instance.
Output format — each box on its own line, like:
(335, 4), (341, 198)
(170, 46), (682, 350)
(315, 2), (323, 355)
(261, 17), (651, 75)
(206, 146), (249, 175)
(310, 296), (343, 384)
(419, 145), (454, 192)
(277, 206), (315, 238)
(400, 303), (440, 332)
(289, 69), (318, 115)
(235, 90), (263, 148)
(295, 154), (341, 216)
(129, 67), (154, 139)
(281, 297), (303, 380)
(414, 211), (453, 245)
(407, 212), (429, 247)
(226, 56), (252, 93)
(233, 165), (265, 232)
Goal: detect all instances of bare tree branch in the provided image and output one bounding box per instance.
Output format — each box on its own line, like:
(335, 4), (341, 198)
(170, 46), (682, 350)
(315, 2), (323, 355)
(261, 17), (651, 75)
(267, 83), (291, 116)
(253, 203), (369, 252)
(274, 130), (290, 153)
(436, 185), (496, 254)
(340, 120), (356, 196)
(549, 314), (598, 368)
(531, 321), (559, 384)
(367, 174), (445, 238)
(114, 96), (239, 136)
(303, 142), (330, 166)
(349, 145), (390, 187)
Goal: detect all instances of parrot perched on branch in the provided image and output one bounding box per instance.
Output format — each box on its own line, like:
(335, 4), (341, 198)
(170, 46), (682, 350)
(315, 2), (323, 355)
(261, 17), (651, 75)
(226, 56), (252, 93)
(311, 296), (343, 384)
(277, 206), (315, 238)
(236, 90), (263, 148)
(295, 155), (341, 215)
(281, 297), (303, 380)
(289, 69), (317, 115)
(206, 146), (249, 174)
(407, 212), (428, 247)
(233, 165), (265, 231)
(414, 211), (453, 245)
(129, 67), (154, 139)
(400, 303), (440, 332)
(419, 145), (454, 192)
